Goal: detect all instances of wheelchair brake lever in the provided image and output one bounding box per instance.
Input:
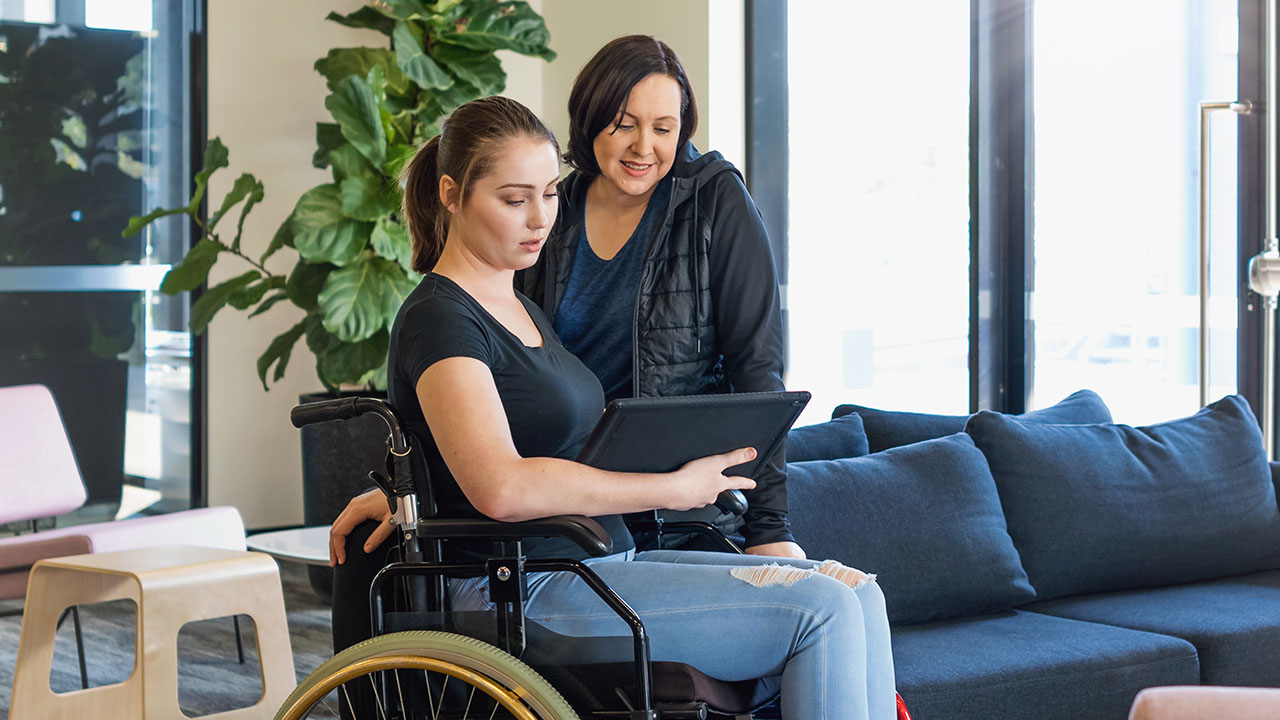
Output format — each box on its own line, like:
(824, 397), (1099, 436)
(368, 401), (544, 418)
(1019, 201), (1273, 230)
(368, 471), (397, 515)
(714, 489), (747, 515)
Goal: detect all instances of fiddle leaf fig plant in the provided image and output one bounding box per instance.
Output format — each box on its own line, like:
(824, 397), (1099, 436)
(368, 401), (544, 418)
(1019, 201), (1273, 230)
(123, 0), (555, 391)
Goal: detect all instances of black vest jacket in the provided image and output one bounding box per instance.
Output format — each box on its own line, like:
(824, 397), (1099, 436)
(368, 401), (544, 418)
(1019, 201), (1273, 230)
(519, 145), (793, 546)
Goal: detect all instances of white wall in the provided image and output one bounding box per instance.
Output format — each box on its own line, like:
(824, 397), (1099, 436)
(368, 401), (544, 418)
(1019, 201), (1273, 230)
(538, 0), (745, 171)
(205, 0), (741, 529)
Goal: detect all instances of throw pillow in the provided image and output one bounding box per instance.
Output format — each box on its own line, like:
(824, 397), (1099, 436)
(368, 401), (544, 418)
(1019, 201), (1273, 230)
(787, 433), (1035, 625)
(833, 389), (1113, 453)
(787, 413), (869, 462)
(965, 395), (1280, 601)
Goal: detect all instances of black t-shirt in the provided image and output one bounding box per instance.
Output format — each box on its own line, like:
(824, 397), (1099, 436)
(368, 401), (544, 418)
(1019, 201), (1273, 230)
(388, 273), (634, 560)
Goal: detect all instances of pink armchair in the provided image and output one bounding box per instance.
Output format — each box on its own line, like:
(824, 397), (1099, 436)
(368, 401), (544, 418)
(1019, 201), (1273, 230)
(0, 383), (248, 685)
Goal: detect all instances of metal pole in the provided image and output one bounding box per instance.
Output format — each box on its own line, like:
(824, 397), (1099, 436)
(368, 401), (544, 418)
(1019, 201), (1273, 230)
(1200, 101), (1253, 408)
(1248, 0), (1280, 459)
(1267, 0), (1278, 458)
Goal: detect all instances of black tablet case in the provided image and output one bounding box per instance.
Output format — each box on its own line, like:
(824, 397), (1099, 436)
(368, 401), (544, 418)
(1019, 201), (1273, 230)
(575, 391), (811, 477)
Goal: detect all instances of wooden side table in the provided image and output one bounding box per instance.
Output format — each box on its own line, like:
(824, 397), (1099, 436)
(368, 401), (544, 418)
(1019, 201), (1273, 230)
(10, 545), (295, 719)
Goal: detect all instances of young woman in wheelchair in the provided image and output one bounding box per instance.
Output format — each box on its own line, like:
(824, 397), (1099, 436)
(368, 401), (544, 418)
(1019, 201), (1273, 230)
(325, 94), (896, 719)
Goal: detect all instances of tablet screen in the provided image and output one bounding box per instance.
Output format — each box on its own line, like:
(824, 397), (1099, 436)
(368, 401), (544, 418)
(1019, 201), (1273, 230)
(575, 391), (810, 476)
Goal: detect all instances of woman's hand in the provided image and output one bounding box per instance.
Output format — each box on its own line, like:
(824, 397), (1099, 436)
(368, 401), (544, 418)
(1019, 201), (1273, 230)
(667, 447), (758, 511)
(745, 541), (807, 559)
(328, 489), (394, 567)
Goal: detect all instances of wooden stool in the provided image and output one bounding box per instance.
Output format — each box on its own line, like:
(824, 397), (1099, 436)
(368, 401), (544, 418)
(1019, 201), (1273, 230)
(11, 545), (295, 719)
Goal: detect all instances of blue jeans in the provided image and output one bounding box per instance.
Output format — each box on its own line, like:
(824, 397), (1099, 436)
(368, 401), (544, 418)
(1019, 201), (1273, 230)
(452, 550), (896, 720)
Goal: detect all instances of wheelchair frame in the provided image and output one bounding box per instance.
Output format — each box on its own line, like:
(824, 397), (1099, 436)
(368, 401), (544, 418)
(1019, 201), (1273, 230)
(289, 396), (912, 720)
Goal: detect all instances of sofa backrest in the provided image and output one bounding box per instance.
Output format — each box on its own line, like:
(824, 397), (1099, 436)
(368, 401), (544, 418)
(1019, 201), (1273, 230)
(965, 394), (1280, 601)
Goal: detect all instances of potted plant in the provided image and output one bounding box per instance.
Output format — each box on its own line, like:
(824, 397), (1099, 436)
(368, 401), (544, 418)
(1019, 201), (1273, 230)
(122, 0), (556, 595)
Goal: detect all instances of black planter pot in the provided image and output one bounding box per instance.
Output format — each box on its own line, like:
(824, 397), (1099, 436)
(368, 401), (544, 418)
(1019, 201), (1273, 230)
(299, 390), (389, 601)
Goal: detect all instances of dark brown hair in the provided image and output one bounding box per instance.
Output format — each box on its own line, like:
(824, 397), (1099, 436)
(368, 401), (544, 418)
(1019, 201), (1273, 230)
(400, 95), (558, 274)
(563, 35), (698, 177)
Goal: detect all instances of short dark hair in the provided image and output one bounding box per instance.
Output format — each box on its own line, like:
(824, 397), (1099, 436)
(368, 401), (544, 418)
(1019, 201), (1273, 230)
(400, 96), (558, 274)
(563, 35), (699, 177)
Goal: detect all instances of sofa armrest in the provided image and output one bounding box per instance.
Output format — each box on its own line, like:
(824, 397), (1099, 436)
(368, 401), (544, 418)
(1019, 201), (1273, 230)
(1130, 686), (1280, 720)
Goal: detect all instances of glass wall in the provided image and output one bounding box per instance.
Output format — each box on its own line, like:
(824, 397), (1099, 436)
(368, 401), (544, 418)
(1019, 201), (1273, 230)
(0, 0), (199, 519)
(1031, 0), (1240, 424)
(786, 0), (971, 423)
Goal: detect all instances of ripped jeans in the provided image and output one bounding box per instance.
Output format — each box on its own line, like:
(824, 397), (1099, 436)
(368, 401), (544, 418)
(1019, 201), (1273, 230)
(450, 550), (896, 720)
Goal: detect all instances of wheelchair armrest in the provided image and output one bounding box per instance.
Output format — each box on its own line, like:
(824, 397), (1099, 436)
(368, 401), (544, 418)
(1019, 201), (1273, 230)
(415, 514), (614, 557)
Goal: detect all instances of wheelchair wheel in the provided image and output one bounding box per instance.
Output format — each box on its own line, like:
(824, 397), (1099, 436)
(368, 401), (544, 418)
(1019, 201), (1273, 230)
(275, 630), (579, 720)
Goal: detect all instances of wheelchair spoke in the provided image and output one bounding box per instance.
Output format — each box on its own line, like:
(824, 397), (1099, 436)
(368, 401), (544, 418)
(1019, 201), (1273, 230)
(367, 675), (389, 720)
(433, 674), (449, 720)
(394, 667), (406, 714)
(463, 684), (476, 718)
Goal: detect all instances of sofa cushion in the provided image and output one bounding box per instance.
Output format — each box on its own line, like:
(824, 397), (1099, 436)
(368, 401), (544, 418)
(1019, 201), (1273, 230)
(1025, 569), (1280, 687)
(833, 389), (1112, 453)
(893, 610), (1199, 720)
(965, 394), (1280, 600)
(787, 433), (1034, 624)
(786, 413), (869, 462)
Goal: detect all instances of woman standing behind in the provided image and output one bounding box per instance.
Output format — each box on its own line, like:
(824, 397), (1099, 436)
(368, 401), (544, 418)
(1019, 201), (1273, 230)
(520, 35), (800, 558)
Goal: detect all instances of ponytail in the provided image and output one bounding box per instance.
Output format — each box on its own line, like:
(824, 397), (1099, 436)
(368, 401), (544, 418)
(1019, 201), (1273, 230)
(401, 135), (447, 274)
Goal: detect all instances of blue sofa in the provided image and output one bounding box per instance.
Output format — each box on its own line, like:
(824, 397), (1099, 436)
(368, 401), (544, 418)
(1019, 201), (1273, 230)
(783, 391), (1280, 720)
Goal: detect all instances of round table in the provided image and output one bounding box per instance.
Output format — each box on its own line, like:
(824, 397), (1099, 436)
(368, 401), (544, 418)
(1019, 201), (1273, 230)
(246, 526), (330, 566)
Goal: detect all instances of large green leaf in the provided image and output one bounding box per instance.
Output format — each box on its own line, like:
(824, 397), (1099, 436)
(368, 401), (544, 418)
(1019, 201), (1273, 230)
(318, 330), (390, 389)
(313, 122), (345, 169)
(325, 75), (387, 169)
(316, 254), (403, 342)
(371, 216), (416, 275)
(122, 205), (188, 238)
(384, 143), (416, 178)
(231, 177), (266, 253)
(160, 237), (223, 294)
(247, 289), (290, 318)
(260, 216), (294, 264)
(381, 0), (430, 20)
(287, 260), (332, 310)
(329, 143), (378, 182)
(315, 47), (408, 96)
(191, 270), (259, 333)
(228, 275), (286, 310)
(290, 184), (372, 266)
(340, 175), (396, 222)
(305, 312), (340, 357)
(393, 21), (454, 91)
(415, 78), (478, 130)
(379, 263), (420, 331)
(435, 1), (555, 60)
(256, 319), (307, 390)
(210, 172), (258, 230)
(325, 7), (395, 36)
(431, 43), (506, 96)
(189, 137), (230, 213)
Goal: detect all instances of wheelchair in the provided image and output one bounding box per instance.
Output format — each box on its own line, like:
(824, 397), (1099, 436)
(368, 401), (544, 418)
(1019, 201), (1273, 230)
(278, 396), (912, 720)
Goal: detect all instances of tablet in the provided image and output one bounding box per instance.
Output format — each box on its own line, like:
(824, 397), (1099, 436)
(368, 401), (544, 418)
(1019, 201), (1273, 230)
(575, 391), (811, 477)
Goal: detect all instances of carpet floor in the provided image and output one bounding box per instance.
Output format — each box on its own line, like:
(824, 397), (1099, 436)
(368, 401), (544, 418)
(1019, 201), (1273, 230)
(0, 559), (333, 719)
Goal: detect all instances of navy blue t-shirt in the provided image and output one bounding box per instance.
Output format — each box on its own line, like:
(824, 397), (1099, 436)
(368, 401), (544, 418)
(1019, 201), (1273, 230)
(554, 178), (672, 401)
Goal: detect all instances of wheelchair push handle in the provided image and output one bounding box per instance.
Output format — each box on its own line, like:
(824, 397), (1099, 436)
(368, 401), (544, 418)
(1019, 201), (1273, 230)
(290, 396), (411, 456)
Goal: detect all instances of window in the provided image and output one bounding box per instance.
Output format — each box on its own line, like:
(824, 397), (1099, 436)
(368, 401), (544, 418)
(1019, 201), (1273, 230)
(0, 0), (203, 517)
(785, 0), (971, 422)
